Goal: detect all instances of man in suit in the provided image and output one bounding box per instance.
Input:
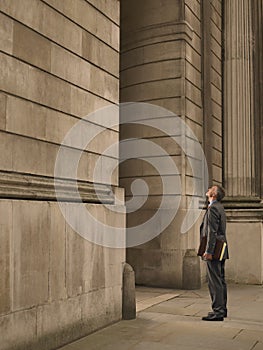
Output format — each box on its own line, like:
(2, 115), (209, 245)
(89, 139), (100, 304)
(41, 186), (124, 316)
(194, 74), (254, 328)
(200, 185), (229, 321)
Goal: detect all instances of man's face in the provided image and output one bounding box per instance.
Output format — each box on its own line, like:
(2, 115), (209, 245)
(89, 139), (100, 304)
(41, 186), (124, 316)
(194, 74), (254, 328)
(206, 186), (217, 199)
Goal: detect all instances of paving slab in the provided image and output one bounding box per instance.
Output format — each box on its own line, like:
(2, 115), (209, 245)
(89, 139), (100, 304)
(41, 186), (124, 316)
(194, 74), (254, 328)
(58, 284), (263, 350)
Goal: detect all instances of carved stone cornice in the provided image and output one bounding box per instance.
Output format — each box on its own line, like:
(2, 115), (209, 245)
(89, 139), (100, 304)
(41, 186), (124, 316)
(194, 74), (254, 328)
(0, 171), (115, 203)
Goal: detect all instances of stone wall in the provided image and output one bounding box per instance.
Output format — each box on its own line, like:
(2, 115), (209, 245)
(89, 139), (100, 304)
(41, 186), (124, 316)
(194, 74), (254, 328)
(0, 1), (125, 349)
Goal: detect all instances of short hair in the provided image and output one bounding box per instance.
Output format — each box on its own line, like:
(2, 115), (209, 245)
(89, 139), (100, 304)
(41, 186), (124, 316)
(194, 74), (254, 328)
(215, 186), (225, 201)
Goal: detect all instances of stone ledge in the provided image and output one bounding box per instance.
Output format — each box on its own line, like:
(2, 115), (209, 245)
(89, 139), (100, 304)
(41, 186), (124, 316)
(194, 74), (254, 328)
(0, 171), (115, 203)
(223, 197), (262, 209)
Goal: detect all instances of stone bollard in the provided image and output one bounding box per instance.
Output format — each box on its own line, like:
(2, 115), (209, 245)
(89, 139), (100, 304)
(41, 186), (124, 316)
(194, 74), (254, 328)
(122, 263), (136, 320)
(182, 249), (201, 290)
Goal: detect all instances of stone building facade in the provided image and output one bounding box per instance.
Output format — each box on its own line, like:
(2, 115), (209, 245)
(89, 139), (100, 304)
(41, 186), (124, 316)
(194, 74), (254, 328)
(0, 0), (262, 349)
(0, 1), (125, 349)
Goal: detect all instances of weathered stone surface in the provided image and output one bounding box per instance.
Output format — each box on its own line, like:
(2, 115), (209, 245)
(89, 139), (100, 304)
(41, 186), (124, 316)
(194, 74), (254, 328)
(122, 0), (181, 33)
(37, 297), (81, 349)
(0, 93), (7, 130)
(13, 22), (51, 71)
(12, 201), (49, 310)
(183, 249), (201, 289)
(82, 31), (119, 77)
(0, 132), (13, 170)
(80, 285), (122, 332)
(0, 201), (12, 315)
(226, 211), (263, 284)
(87, 0), (120, 24)
(44, 0), (119, 51)
(51, 44), (119, 102)
(121, 41), (184, 71)
(0, 12), (13, 54)
(121, 78), (182, 102)
(49, 203), (67, 301)
(121, 60), (183, 88)
(6, 96), (46, 140)
(0, 0), (82, 55)
(0, 308), (37, 350)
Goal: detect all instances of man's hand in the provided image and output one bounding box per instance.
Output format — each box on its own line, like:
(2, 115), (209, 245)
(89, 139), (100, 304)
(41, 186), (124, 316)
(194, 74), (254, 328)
(203, 253), (213, 261)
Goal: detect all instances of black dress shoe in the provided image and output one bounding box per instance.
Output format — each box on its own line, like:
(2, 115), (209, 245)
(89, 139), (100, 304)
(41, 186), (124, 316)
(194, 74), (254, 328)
(208, 311), (227, 318)
(202, 314), (224, 321)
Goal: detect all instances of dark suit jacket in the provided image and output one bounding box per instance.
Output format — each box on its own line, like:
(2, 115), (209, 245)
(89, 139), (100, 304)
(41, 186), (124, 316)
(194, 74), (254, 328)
(200, 201), (229, 259)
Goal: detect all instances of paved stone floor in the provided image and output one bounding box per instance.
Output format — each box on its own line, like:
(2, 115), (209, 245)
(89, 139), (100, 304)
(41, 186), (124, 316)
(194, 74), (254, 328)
(59, 284), (263, 350)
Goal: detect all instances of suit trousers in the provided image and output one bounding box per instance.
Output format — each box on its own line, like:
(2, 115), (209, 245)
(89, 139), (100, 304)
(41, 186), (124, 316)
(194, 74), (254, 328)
(206, 259), (227, 316)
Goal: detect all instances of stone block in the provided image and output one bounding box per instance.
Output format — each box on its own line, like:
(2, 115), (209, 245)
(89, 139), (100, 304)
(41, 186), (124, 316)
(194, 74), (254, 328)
(0, 12), (13, 54)
(105, 244), (126, 266)
(80, 285), (122, 332)
(185, 42), (201, 71)
(0, 93), (7, 130)
(211, 51), (221, 74)
(65, 205), (119, 295)
(185, 5), (201, 36)
(212, 166), (222, 184)
(0, 0), (82, 54)
(105, 263), (123, 288)
(82, 203), (126, 248)
(121, 60), (183, 88)
(12, 201), (49, 310)
(0, 308), (37, 350)
(0, 201), (12, 315)
(37, 298), (82, 349)
(226, 218), (262, 284)
(121, 41), (183, 71)
(211, 36), (221, 63)
(80, 289), (109, 333)
(185, 80), (202, 108)
(82, 31), (119, 77)
(44, 0), (119, 51)
(185, 117), (203, 142)
(88, 0), (119, 24)
(129, 247), (183, 288)
(0, 53), (71, 114)
(0, 132), (13, 170)
(122, 0), (181, 33)
(185, 61), (201, 89)
(211, 4), (222, 29)
(6, 96), (46, 139)
(182, 249), (201, 289)
(121, 78), (182, 102)
(13, 22), (51, 71)
(185, 0), (201, 19)
(49, 202), (67, 301)
(51, 44), (92, 90)
(211, 83), (222, 106)
(12, 136), (47, 175)
(65, 211), (90, 297)
(70, 85), (109, 119)
(211, 20), (222, 44)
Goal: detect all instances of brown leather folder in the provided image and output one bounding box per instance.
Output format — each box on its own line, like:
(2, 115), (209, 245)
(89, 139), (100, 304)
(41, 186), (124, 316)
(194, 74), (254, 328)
(197, 236), (226, 260)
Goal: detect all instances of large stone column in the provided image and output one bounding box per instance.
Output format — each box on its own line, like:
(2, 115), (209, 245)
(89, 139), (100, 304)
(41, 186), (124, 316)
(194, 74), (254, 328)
(120, 0), (205, 288)
(224, 0), (256, 198)
(224, 0), (263, 284)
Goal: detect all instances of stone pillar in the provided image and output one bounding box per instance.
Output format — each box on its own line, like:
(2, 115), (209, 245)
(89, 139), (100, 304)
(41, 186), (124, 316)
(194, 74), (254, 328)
(122, 263), (136, 320)
(120, 0), (205, 288)
(224, 0), (256, 198)
(223, 0), (263, 284)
